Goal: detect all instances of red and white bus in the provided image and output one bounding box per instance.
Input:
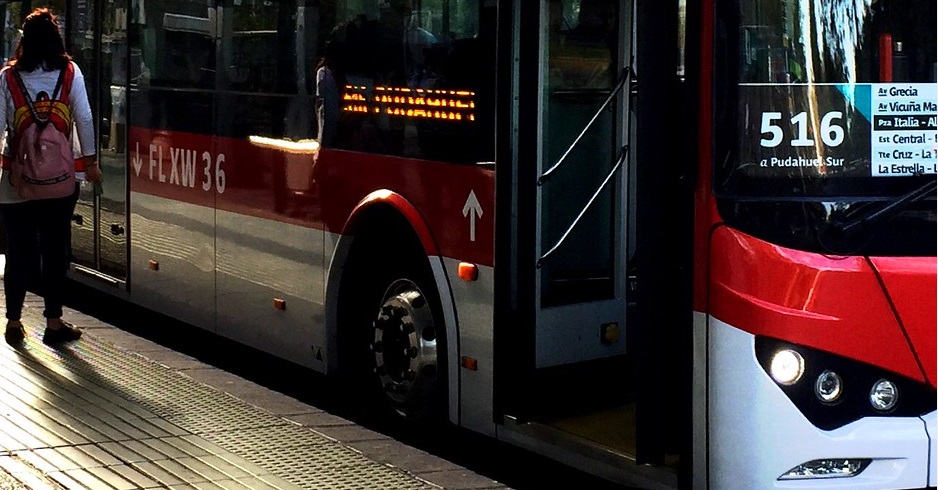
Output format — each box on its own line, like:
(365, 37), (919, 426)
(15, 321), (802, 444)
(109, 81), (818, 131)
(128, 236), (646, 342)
(2, 0), (934, 488)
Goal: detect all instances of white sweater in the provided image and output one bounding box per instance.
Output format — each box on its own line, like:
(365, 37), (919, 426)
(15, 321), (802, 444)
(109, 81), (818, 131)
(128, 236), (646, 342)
(0, 61), (95, 203)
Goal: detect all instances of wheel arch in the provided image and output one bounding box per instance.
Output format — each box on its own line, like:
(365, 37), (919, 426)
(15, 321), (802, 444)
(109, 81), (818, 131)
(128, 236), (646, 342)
(323, 190), (460, 423)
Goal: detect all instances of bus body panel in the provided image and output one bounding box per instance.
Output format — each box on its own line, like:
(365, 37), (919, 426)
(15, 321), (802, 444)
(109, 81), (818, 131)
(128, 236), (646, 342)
(129, 128), (328, 369)
(442, 257), (496, 436)
(214, 206), (325, 370)
(430, 257), (467, 428)
(129, 191), (328, 370)
(867, 256), (938, 387)
(709, 317), (930, 489)
(692, 311), (708, 490)
(709, 226), (931, 384)
(129, 193), (216, 334)
(315, 150), (496, 267)
(323, 228), (350, 375)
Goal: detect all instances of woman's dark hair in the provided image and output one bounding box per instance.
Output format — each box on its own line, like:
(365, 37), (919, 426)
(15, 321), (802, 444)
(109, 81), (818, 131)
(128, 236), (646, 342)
(9, 8), (71, 71)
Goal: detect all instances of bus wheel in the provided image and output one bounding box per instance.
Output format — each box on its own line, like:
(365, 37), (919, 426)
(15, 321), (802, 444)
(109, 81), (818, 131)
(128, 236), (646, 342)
(370, 277), (441, 421)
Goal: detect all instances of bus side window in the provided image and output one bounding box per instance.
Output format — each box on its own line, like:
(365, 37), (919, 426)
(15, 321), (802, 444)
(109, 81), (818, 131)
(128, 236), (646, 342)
(147, 2), (216, 89)
(322, 0), (492, 164)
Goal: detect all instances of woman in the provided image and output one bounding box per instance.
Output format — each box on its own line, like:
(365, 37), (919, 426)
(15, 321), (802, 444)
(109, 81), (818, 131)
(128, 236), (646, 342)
(0, 8), (101, 345)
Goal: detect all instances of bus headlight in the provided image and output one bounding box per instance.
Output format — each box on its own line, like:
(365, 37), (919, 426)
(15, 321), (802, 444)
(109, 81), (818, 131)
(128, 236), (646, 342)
(757, 337), (935, 430)
(770, 349), (804, 385)
(779, 458), (871, 480)
(815, 370), (843, 403)
(870, 379), (898, 411)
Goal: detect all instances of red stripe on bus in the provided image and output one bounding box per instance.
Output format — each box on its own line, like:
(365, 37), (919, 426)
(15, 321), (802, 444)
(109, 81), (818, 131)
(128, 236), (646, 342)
(709, 226), (934, 385)
(128, 127), (495, 266)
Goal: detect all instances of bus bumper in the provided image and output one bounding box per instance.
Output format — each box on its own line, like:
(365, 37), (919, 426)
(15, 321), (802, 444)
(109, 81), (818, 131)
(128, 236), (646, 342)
(709, 318), (931, 489)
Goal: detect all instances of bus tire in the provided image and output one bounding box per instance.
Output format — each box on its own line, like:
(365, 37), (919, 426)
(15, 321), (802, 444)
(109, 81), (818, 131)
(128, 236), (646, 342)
(339, 216), (447, 426)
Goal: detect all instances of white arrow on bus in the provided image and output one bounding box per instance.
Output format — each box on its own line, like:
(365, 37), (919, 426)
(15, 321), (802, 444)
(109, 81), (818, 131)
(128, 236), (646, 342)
(462, 190), (483, 242)
(132, 142), (142, 176)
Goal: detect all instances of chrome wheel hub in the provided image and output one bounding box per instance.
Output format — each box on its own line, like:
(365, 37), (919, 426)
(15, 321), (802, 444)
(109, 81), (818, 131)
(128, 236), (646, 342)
(371, 279), (438, 415)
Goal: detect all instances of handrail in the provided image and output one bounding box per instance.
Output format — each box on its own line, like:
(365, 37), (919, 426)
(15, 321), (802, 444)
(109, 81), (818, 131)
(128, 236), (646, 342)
(537, 67), (631, 186)
(537, 144), (629, 268)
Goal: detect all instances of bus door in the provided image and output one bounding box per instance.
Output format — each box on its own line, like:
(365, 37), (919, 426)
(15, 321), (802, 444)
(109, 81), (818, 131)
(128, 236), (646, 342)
(67, 0), (129, 284)
(502, 0), (634, 444)
(535, 0), (631, 366)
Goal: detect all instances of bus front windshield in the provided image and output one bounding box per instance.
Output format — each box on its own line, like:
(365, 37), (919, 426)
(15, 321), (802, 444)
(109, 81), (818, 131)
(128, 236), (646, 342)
(716, 0), (937, 256)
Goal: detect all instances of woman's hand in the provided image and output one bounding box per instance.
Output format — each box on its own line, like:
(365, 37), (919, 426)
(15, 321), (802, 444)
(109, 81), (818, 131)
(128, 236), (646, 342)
(85, 161), (103, 183)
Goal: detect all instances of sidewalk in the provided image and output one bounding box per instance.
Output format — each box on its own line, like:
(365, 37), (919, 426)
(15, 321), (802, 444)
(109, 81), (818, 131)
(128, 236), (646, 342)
(0, 272), (509, 490)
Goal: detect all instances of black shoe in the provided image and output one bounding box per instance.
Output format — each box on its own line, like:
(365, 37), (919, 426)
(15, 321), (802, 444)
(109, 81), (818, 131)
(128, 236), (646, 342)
(4, 320), (25, 345)
(42, 321), (82, 345)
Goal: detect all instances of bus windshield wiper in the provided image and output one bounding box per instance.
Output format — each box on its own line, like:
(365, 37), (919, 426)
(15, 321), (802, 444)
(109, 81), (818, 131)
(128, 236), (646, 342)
(833, 179), (937, 237)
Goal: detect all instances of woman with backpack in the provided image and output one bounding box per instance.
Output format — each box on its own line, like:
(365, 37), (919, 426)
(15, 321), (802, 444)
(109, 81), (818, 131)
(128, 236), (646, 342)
(0, 8), (101, 346)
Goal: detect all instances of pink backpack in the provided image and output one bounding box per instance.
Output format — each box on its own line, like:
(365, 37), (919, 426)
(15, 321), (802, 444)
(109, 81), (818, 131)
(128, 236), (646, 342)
(6, 65), (75, 200)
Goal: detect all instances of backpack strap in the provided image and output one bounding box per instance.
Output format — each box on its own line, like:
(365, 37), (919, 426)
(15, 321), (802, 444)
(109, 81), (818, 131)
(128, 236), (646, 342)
(4, 67), (27, 114)
(57, 62), (75, 105)
(10, 67), (50, 128)
(10, 64), (74, 131)
(9, 63), (71, 120)
(1, 68), (13, 169)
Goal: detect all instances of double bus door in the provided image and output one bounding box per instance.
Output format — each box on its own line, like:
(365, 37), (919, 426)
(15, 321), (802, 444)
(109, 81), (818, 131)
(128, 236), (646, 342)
(67, 0), (129, 284)
(501, 0), (691, 481)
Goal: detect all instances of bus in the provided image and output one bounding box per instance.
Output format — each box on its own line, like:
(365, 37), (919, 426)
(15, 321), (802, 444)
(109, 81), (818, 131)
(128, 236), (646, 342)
(0, 0), (934, 488)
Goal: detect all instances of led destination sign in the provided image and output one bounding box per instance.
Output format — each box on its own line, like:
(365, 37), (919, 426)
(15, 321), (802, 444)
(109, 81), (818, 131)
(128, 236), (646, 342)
(737, 83), (938, 179)
(343, 85), (476, 122)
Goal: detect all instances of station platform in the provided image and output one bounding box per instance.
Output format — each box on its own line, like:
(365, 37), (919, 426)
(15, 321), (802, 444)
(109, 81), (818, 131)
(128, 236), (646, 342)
(0, 274), (510, 490)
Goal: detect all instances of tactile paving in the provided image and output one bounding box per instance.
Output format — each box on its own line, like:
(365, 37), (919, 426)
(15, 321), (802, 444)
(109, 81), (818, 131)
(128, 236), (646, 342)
(0, 306), (440, 490)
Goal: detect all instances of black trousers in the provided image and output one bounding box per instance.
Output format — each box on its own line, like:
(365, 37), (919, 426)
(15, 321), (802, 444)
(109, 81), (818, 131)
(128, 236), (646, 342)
(1, 189), (77, 321)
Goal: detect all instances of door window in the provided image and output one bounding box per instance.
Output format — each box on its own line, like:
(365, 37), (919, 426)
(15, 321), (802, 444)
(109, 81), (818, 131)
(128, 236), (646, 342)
(540, 0), (620, 306)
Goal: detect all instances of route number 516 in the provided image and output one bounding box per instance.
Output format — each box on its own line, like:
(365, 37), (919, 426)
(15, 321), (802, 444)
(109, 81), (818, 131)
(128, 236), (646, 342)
(760, 111), (845, 148)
